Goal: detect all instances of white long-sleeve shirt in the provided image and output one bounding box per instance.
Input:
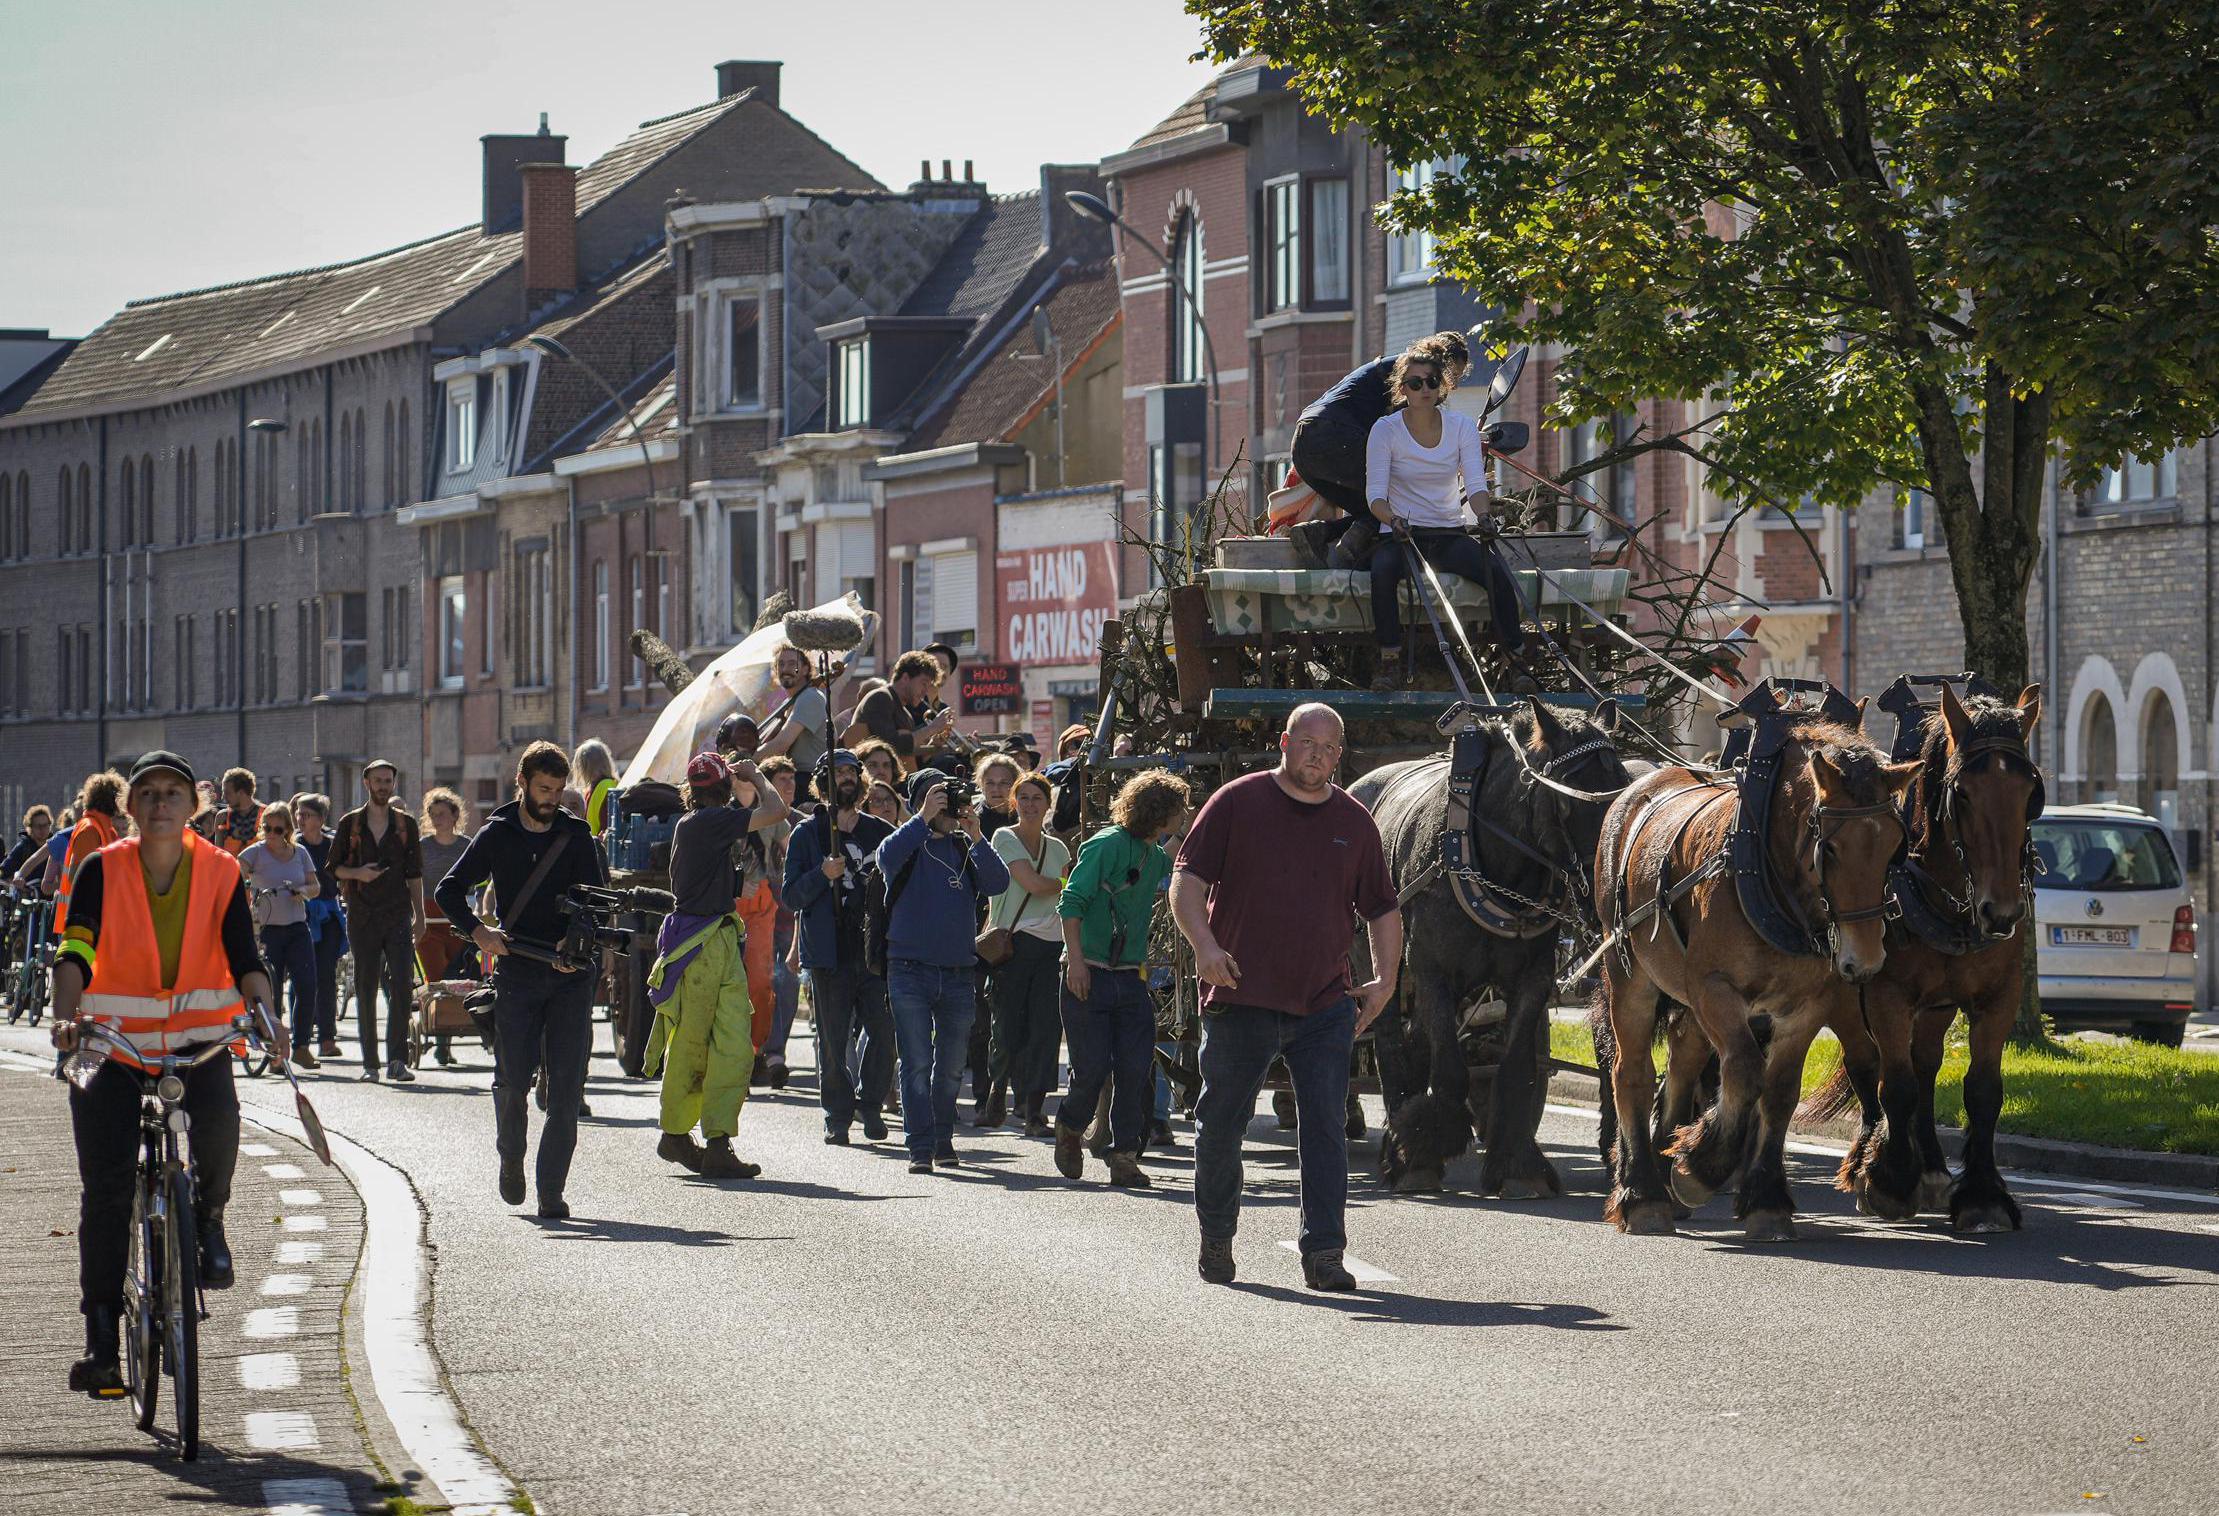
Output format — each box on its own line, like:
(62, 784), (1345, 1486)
(1365, 409), (1488, 528)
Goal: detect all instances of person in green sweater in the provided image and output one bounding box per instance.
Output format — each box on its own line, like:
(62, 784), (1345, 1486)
(1055, 770), (1191, 1187)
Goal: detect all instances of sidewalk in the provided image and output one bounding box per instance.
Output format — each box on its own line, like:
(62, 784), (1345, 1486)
(0, 1060), (383, 1515)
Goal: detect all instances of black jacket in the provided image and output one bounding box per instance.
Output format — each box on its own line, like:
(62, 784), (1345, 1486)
(433, 801), (605, 950)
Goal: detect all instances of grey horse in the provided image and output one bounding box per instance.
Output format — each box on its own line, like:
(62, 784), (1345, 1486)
(1349, 698), (1631, 1195)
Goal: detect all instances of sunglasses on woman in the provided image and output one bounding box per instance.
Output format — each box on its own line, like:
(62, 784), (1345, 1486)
(1403, 372), (1442, 391)
(263, 823), (290, 834)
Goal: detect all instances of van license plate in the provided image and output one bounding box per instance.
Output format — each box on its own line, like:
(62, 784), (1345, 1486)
(2052, 926), (2132, 946)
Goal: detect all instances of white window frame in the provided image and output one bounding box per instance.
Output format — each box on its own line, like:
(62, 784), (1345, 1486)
(725, 504), (759, 639)
(1899, 487), (1927, 550)
(590, 560), (609, 692)
(517, 548), (549, 689)
(834, 339), (871, 429)
(1308, 177), (1350, 306)
(1388, 159), (1450, 287)
(1170, 214), (1206, 385)
(437, 575), (466, 689)
(2099, 448), (2178, 507)
(489, 368), (510, 466)
(626, 555), (645, 689)
(1263, 175), (1301, 313)
(725, 295), (763, 410)
(447, 380), (476, 473)
(692, 279), (771, 419)
(482, 570), (497, 678)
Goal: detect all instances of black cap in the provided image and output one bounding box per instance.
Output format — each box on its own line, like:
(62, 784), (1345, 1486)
(362, 758), (399, 779)
(907, 768), (949, 807)
(128, 750), (196, 789)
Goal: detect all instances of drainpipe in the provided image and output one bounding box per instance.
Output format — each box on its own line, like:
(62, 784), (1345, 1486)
(566, 472), (580, 751)
(236, 393), (249, 760)
(97, 417), (109, 764)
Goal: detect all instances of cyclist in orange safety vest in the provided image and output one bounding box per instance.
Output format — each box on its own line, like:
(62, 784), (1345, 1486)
(50, 771), (125, 935)
(50, 750), (281, 1400)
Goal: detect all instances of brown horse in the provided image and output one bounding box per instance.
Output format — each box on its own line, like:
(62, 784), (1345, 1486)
(1593, 722), (1917, 1239)
(1827, 683), (2044, 1230)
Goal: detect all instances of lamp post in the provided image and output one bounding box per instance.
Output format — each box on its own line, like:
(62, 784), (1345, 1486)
(1064, 189), (1223, 487)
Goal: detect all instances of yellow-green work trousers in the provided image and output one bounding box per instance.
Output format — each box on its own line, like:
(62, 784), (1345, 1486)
(647, 917), (756, 1141)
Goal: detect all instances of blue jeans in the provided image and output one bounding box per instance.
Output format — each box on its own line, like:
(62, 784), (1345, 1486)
(1193, 998), (1358, 1256)
(1056, 968), (1155, 1153)
(259, 921), (319, 1049)
(886, 960), (976, 1160)
(766, 917), (800, 1061)
(808, 964), (891, 1130)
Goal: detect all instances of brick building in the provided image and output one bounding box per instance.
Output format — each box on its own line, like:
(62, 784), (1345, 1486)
(0, 58), (865, 818)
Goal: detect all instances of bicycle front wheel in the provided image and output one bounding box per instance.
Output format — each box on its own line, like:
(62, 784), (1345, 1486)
(126, 1173), (159, 1430)
(163, 1164), (201, 1461)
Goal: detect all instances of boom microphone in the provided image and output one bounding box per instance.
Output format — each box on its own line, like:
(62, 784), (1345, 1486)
(783, 603), (867, 654)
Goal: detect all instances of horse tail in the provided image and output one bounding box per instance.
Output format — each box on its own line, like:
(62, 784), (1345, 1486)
(1796, 1064), (1861, 1124)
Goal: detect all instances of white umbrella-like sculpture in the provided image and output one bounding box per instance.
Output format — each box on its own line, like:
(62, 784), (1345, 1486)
(617, 592), (876, 789)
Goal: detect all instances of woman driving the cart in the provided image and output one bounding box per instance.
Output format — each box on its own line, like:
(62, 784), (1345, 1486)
(1364, 341), (1528, 690)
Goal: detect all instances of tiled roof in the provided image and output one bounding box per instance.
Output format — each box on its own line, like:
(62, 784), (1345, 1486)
(1127, 55), (1265, 151)
(896, 193), (1045, 325)
(905, 260), (1119, 453)
(10, 93), (760, 422)
(576, 369), (678, 457)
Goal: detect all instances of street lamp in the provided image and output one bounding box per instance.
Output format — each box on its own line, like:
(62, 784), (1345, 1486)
(1064, 189), (1223, 485)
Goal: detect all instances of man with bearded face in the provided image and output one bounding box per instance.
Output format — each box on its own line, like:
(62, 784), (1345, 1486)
(755, 645), (830, 778)
(781, 749), (896, 1145)
(434, 742), (607, 1219)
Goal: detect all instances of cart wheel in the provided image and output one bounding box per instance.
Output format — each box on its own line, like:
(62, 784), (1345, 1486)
(408, 1015), (425, 1069)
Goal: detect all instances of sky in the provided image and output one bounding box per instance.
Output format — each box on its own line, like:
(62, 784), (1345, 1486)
(0, 0), (1224, 338)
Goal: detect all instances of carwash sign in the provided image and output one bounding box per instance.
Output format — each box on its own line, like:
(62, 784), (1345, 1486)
(996, 542), (1118, 666)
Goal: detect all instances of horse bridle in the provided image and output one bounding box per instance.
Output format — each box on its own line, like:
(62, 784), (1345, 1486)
(1804, 799), (1910, 957)
(1915, 733), (2046, 942)
(1452, 730), (1625, 926)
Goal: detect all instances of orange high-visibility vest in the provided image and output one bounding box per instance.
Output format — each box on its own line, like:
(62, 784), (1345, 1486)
(51, 810), (120, 935)
(78, 831), (246, 1071)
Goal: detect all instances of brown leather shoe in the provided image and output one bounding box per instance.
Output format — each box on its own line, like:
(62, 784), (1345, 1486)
(1106, 1152), (1152, 1189)
(1054, 1123), (1086, 1180)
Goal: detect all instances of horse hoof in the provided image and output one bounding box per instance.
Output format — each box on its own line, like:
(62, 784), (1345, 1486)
(1952, 1203), (2020, 1235)
(1917, 1170), (1955, 1214)
(1854, 1174), (1917, 1223)
(1619, 1198), (1676, 1236)
(1395, 1167), (1444, 1195)
(1742, 1210), (1796, 1244)
(1666, 1163), (1714, 1211)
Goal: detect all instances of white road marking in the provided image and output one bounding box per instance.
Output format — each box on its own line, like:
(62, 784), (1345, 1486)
(1542, 1101), (2219, 1210)
(239, 1352), (300, 1391)
(243, 1306), (300, 1339)
(262, 1162), (306, 1179)
(281, 1214), (328, 1232)
(241, 1107), (529, 1514)
(263, 1477), (351, 1515)
(276, 1240), (326, 1265)
(261, 1273), (312, 1297)
(240, 1142), (279, 1157)
(278, 1188), (325, 1206)
(1278, 1240), (1400, 1283)
(245, 1409), (320, 1451)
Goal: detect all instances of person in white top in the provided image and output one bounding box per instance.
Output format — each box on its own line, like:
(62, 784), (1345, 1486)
(1362, 343), (1527, 689)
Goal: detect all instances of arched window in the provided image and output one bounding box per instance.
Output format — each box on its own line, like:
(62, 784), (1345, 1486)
(77, 463), (91, 550)
(175, 453), (188, 543)
(121, 457), (136, 546)
(2083, 694), (2119, 806)
(626, 555), (645, 687)
(58, 467), (72, 555)
(1168, 209), (1205, 386)
(338, 413), (353, 513)
(2141, 693), (2180, 830)
(140, 456), (154, 545)
(354, 408), (368, 511)
(396, 400), (411, 505)
(296, 428), (309, 523)
(15, 471), (26, 559)
(0, 471), (12, 560)
(591, 559), (609, 691)
(383, 401), (396, 509)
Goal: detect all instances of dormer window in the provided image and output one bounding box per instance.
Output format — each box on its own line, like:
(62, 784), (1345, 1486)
(834, 338), (871, 428)
(447, 380), (476, 473)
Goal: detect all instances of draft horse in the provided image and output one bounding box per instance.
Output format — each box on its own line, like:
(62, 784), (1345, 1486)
(1593, 705), (1917, 1239)
(1351, 698), (1630, 1197)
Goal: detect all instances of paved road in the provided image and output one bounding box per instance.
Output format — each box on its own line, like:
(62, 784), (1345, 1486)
(4, 1016), (2217, 1516)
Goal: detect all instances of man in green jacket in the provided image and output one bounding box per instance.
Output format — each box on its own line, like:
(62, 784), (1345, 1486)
(1055, 770), (1191, 1187)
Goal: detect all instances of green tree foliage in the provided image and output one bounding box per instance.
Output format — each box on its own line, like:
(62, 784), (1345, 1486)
(1192, 0), (2219, 690)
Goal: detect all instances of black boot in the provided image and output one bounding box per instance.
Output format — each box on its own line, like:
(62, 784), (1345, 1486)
(982, 1084), (1007, 1128)
(700, 1137), (760, 1180)
(197, 1207), (234, 1291)
(69, 1305), (126, 1398)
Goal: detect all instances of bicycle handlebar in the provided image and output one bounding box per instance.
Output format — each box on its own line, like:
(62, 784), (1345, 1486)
(72, 1019), (250, 1074)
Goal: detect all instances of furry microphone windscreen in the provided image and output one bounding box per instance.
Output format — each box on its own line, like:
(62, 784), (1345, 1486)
(783, 604), (867, 653)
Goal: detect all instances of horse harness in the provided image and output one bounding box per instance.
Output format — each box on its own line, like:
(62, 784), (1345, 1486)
(1879, 673), (2047, 957)
(1604, 679), (1907, 974)
(1392, 722), (1618, 940)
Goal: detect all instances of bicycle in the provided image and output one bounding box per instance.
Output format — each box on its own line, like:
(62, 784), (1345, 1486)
(62, 1009), (324, 1461)
(6, 885), (54, 1027)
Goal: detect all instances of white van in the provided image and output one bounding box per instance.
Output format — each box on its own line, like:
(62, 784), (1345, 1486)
(2032, 804), (2199, 1045)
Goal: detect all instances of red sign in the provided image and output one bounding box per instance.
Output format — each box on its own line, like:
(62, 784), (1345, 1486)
(995, 542), (1119, 667)
(960, 663), (1024, 716)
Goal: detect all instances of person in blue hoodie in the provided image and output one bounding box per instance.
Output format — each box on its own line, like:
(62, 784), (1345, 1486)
(875, 768), (1010, 1175)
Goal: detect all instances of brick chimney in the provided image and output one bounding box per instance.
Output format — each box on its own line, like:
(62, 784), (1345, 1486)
(519, 162), (579, 315)
(480, 113), (567, 233)
(715, 60), (781, 106)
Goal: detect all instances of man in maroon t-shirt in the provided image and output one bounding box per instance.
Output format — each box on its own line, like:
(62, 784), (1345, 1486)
(1172, 703), (1401, 1292)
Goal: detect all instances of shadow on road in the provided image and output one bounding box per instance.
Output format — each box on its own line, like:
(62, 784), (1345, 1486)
(1229, 1281), (1625, 1331)
(529, 1215), (784, 1247)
